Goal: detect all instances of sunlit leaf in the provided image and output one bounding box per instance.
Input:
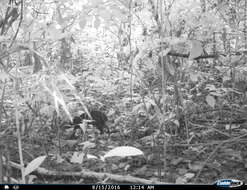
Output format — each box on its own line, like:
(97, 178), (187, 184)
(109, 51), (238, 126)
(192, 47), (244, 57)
(24, 156), (46, 176)
(184, 173), (195, 179)
(87, 154), (98, 160)
(70, 152), (84, 164)
(189, 40), (203, 59)
(102, 146), (144, 161)
(172, 119), (180, 127)
(206, 95), (215, 108)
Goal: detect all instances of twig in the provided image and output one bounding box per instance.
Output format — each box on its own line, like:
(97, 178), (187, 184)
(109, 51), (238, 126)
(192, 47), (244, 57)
(194, 141), (224, 182)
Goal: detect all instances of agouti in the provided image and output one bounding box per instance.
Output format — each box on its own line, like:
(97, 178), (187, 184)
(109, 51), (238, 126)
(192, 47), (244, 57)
(73, 110), (109, 134)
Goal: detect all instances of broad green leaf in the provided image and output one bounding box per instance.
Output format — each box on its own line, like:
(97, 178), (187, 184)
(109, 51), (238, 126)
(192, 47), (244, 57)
(184, 173), (195, 179)
(189, 40), (203, 59)
(70, 152), (84, 164)
(24, 156), (46, 176)
(172, 119), (180, 127)
(102, 146), (144, 161)
(206, 95), (215, 108)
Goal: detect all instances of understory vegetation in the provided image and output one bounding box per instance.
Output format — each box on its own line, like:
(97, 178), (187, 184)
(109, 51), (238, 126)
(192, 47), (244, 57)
(0, 0), (247, 184)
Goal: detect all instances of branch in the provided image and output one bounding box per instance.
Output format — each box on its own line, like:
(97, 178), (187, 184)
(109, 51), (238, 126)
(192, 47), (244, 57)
(166, 51), (220, 60)
(9, 0), (24, 48)
(7, 160), (168, 184)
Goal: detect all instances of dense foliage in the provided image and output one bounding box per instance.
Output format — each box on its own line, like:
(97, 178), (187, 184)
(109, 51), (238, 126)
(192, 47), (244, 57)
(0, 0), (247, 185)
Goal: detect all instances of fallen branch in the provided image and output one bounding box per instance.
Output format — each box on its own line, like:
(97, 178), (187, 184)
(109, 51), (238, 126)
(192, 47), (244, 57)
(7, 160), (168, 184)
(167, 51), (219, 60)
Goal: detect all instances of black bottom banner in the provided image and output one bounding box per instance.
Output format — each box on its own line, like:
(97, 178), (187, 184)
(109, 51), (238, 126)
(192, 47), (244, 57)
(0, 184), (246, 190)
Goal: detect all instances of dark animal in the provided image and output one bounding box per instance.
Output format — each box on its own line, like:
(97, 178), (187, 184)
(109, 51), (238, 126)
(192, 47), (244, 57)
(73, 110), (109, 134)
(73, 116), (82, 125)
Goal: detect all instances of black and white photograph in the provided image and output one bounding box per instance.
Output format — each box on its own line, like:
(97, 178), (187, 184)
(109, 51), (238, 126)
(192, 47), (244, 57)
(0, 0), (246, 188)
